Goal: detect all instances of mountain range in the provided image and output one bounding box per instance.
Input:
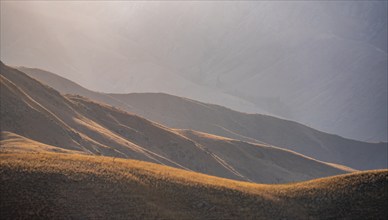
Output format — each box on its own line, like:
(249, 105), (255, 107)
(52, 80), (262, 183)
(1, 62), (355, 184)
(18, 66), (388, 171)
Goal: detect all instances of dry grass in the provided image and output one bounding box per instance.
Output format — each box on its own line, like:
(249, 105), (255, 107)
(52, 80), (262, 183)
(1, 151), (386, 220)
(0, 131), (85, 154)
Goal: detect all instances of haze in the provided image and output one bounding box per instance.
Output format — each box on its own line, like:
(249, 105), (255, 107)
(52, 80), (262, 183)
(1, 1), (387, 142)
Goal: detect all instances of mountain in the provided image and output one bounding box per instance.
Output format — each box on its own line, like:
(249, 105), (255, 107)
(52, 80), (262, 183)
(19, 67), (388, 170)
(1, 148), (386, 219)
(1, 1), (387, 142)
(1, 62), (352, 184)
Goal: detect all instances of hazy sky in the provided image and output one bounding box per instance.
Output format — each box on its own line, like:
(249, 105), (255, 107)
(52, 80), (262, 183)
(1, 1), (386, 90)
(1, 1), (387, 142)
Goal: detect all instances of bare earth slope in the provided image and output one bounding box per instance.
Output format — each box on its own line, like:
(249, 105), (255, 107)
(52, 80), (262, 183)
(0, 150), (386, 220)
(0, 62), (351, 183)
(19, 67), (388, 170)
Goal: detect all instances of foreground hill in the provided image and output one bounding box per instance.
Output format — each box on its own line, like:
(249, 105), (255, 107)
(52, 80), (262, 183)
(19, 67), (388, 170)
(0, 62), (350, 183)
(0, 150), (386, 220)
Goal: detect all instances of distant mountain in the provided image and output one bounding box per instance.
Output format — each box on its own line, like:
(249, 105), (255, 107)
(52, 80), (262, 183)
(19, 67), (388, 170)
(1, 62), (351, 184)
(1, 149), (386, 219)
(2, 1), (387, 141)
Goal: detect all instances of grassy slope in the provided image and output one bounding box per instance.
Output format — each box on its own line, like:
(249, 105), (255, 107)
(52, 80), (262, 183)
(0, 151), (387, 220)
(0, 131), (84, 154)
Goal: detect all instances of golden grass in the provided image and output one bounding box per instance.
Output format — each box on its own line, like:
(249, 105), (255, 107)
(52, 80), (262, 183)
(0, 132), (84, 154)
(1, 151), (387, 219)
(0, 151), (266, 193)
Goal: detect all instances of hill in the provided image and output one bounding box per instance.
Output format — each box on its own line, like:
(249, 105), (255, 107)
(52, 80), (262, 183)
(19, 66), (388, 170)
(0, 62), (351, 183)
(0, 150), (386, 219)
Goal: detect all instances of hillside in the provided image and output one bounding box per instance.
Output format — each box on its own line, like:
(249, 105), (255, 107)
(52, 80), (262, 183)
(0, 150), (386, 219)
(19, 67), (388, 170)
(0, 62), (351, 184)
(0, 131), (85, 155)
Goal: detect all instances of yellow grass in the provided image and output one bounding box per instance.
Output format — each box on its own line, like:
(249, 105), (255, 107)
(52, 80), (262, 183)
(0, 132), (84, 154)
(1, 150), (387, 219)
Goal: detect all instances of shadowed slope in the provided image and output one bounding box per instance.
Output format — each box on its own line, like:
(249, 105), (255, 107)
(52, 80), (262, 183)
(19, 66), (388, 170)
(177, 129), (355, 183)
(0, 151), (386, 220)
(1, 62), (351, 183)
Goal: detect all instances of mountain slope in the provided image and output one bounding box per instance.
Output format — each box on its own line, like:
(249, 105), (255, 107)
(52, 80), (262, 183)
(0, 150), (386, 219)
(19, 67), (388, 170)
(0, 62), (351, 183)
